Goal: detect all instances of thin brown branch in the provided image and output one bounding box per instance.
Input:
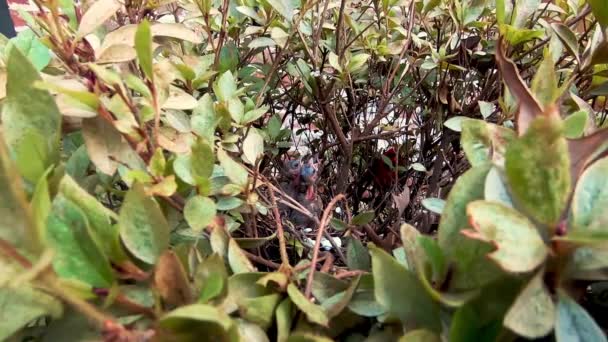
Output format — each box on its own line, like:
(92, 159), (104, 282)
(304, 194), (346, 298)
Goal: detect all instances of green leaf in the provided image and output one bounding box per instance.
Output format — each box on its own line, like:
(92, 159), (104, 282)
(218, 42), (239, 73)
(218, 149), (249, 188)
(32, 169), (52, 245)
(47, 195), (115, 287)
(399, 329), (441, 342)
(227, 98), (245, 123)
(65, 145), (90, 183)
(240, 293), (282, 329)
(564, 110), (588, 139)
(505, 116), (571, 226)
(484, 167), (514, 208)
(242, 106), (268, 124)
(0, 286), (63, 340)
(328, 52), (342, 72)
(438, 164), (501, 290)
(267, 0), (296, 21)
(119, 183), (170, 264)
(276, 298), (294, 342)
(531, 52), (558, 107)
(58, 175), (123, 262)
(0, 131), (40, 254)
(511, 0), (541, 28)
(369, 244), (440, 331)
(2, 46), (61, 177)
(444, 116), (467, 132)
(348, 53), (370, 72)
(322, 275), (360, 317)
(135, 20), (154, 80)
(13, 130), (50, 184)
(500, 25), (544, 46)
(463, 201), (548, 273)
(214, 71), (237, 102)
(410, 163), (427, 172)
(191, 139), (215, 182)
(194, 253), (228, 303)
(249, 37), (277, 49)
(228, 238), (256, 273)
(551, 23), (580, 64)
(243, 128), (264, 165)
(421, 198), (445, 214)
(287, 283), (329, 326)
(478, 101), (495, 119)
(571, 157), (608, 231)
(555, 291), (607, 342)
(460, 119), (515, 167)
(504, 271), (554, 339)
(589, 0), (608, 29)
(352, 210), (375, 225)
(192, 94), (219, 142)
(148, 148), (166, 177)
(9, 30), (51, 71)
(159, 304), (236, 339)
(184, 196), (217, 232)
(234, 233), (277, 249)
(346, 237), (371, 271)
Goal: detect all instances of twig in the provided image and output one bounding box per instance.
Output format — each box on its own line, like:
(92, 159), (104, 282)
(243, 250), (281, 269)
(304, 194), (346, 298)
(268, 189), (291, 268)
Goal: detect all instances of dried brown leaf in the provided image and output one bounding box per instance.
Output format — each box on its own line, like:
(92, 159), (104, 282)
(154, 250), (194, 308)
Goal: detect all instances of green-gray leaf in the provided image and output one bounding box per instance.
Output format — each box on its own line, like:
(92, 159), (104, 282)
(47, 195), (115, 287)
(369, 245), (440, 331)
(119, 183), (170, 264)
(505, 116), (570, 226)
(2, 46), (61, 181)
(555, 291), (607, 342)
(464, 200), (548, 273)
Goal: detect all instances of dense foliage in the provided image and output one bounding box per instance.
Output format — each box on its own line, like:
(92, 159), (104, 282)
(2, 0), (608, 340)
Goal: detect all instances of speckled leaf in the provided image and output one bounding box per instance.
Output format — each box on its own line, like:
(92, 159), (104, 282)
(47, 195), (114, 287)
(0, 131), (39, 253)
(119, 183), (170, 264)
(218, 149), (248, 188)
(461, 119), (515, 167)
(531, 53), (558, 107)
(438, 164), (501, 290)
(504, 271), (555, 338)
(464, 201), (548, 273)
(59, 175), (123, 262)
(184, 196), (217, 232)
(505, 116), (570, 226)
(0, 286), (63, 341)
(2, 47), (61, 177)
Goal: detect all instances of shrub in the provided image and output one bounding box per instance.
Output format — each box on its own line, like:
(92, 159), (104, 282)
(1, 0), (608, 341)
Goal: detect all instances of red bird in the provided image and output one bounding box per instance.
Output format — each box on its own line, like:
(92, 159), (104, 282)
(370, 147), (398, 190)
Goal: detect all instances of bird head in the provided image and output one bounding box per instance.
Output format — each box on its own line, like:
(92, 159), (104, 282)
(300, 158), (319, 201)
(283, 158), (302, 184)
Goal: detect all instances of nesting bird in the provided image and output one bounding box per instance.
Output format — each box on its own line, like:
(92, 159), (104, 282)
(280, 156), (322, 228)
